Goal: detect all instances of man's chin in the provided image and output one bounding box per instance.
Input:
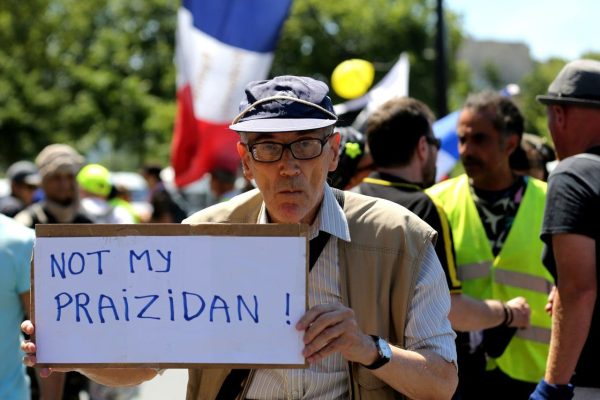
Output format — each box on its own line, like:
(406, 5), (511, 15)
(463, 164), (482, 176)
(53, 198), (75, 207)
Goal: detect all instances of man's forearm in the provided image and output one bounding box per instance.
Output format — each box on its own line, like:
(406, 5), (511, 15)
(449, 294), (504, 331)
(372, 347), (457, 399)
(546, 233), (597, 385)
(545, 289), (595, 384)
(76, 367), (158, 387)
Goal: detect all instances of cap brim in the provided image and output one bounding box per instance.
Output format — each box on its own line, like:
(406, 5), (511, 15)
(536, 95), (600, 108)
(23, 174), (41, 186)
(230, 118), (337, 133)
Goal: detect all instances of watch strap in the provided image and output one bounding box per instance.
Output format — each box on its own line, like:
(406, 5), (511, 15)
(364, 335), (391, 370)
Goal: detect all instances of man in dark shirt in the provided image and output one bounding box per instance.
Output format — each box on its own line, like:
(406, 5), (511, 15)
(531, 59), (600, 400)
(360, 97), (533, 399)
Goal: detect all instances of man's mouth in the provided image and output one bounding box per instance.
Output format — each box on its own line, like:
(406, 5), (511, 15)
(462, 158), (483, 168)
(279, 189), (301, 194)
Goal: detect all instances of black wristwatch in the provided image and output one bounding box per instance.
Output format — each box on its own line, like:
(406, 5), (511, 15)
(364, 335), (392, 370)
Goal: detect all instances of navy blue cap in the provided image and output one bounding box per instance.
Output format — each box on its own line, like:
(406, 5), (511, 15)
(229, 75), (338, 132)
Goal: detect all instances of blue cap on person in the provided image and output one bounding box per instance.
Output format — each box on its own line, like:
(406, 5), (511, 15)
(229, 75), (338, 133)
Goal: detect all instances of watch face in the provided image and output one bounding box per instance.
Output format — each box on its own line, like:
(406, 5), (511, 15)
(378, 337), (393, 358)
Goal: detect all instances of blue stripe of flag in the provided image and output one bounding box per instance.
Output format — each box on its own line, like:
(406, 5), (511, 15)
(183, 0), (292, 53)
(433, 110), (460, 159)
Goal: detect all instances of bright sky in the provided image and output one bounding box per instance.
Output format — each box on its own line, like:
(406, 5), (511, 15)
(446, 0), (600, 61)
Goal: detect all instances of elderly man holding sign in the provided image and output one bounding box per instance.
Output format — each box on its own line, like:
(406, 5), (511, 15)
(23, 75), (457, 399)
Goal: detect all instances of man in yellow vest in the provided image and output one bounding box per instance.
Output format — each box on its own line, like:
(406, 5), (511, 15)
(428, 91), (554, 399)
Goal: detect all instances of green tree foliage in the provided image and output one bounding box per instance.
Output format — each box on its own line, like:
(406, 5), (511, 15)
(0, 0), (177, 170)
(1, 0), (466, 171)
(271, 0), (466, 117)
(482, 61), (502, 89)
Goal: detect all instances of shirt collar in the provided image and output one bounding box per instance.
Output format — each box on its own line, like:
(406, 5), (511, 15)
(257, 183), (351, 242)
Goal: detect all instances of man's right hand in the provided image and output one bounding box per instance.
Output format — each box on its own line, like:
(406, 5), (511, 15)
(505, 296), (531, 328)
(21, 320), (157, 386)
(20, 320), (63, 377)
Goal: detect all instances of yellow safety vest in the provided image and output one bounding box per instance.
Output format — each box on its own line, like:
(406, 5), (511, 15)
(427, 174), (554, 383)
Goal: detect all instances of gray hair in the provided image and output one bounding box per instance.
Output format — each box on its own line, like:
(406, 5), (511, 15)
(463, 91), (524, 139)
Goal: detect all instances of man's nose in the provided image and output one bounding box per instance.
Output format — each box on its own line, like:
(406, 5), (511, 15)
(278, 148), (301, 176)
(458, 139), (471, 156)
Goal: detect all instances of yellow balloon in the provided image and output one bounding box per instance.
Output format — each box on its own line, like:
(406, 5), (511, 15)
(331, 59), (375, 99)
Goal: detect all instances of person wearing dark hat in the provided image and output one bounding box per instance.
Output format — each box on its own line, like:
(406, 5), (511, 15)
(428, 91), (554, 399)
(530, 59), (600, 400)
(22, 76), (458, 399)
(0, 160), (41, 217)
(327, 126), (374, 190)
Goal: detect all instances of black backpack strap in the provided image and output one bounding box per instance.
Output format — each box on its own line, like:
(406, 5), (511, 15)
(216, 369), (251, 400)
(309, 231), (331, 271)
(308, 188), (345, 271)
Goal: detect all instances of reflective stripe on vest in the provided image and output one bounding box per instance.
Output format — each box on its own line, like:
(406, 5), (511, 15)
(458, 261), (492, 281)
(495, 269), (554, 294)
(516, 326), (552, 344)
(459, 263), (553, 294)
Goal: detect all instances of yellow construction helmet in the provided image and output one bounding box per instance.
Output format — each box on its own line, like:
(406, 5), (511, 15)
(77, 164), (112, 197)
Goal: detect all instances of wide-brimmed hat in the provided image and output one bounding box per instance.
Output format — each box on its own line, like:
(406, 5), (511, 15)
(229, 75), (338, 133)
(536, 59), (600, 108)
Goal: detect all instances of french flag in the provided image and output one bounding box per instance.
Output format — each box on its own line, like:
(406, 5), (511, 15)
(171, 0), (292, 187)
(433, 110), (460, 182)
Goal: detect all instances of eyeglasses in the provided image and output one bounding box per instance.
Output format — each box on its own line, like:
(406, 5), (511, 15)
(246, 134), (333, 162)
(425, 136), (441, 150)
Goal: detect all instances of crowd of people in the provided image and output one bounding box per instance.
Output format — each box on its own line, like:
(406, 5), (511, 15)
(1, 58), (598, 400)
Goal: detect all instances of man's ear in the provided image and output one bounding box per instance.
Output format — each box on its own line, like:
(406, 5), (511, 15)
(328, 132), (342, 172)
(416, 135), (429, 162)
(551, 105), (567, 129)
(504, 133), (520, 156)
(237, 142), (254, 180)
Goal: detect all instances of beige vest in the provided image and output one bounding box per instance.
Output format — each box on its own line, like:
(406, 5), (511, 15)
(183, 189), (437, 400)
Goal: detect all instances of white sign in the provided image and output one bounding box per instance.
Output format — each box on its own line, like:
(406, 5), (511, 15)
(33, 224), (307, 367)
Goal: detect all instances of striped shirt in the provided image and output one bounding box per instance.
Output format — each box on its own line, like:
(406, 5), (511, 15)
(246, 184), (456, 399)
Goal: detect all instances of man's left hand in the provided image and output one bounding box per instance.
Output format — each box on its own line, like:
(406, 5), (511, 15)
(296, 303), (377, 365)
